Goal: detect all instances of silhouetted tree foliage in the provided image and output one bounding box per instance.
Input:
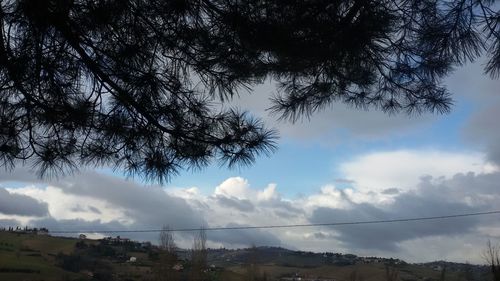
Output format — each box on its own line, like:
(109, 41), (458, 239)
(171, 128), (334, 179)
(0, 0), (499, 181)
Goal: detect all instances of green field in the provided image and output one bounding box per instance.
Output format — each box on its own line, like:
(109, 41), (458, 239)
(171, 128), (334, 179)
(0, 232), (84, 281)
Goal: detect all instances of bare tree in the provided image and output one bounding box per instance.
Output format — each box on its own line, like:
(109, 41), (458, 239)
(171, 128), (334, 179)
(245, 245), (259, 281)
(159, 225), (176, 254)
(484, 240), (500, 281)
(349, 269), (357, 281)
(439, 265), (447, 281)
(190, 227), (208, 281)
(349, 268), (364, 281)
(463, 262), (475, 281)
(155, 225), (178, 281)
(385, 265), (400, 281)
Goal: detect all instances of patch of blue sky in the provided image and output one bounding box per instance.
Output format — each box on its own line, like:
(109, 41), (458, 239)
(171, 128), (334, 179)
(167, 138), (337, 195)
(1, 181), (45, 189)
(95, 97), (475, 198)
(85, 89), (479, 198)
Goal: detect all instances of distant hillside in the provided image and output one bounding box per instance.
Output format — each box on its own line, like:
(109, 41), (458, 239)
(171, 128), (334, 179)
(0, 231), (493, 281)
(205, 246), (407, 267)
(203, 246), (491, 281)
(0, 231), (245, 281)
(419, 261), (490, 281)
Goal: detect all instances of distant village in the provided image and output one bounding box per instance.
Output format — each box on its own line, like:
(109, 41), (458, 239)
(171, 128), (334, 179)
(0, 226), (407, 267)
(0, 226), (156, 260)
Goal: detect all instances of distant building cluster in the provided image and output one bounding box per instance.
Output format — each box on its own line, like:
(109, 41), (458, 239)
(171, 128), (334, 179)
(101, 235), (131, 244)
(99, 235), (153, 250)
(320, 252), (406, 266)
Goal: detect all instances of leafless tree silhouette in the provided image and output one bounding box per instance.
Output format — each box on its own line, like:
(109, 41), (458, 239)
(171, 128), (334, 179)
(155, 225), (178, 281)
(190, 227), (207, 281)
(484, 240), (500, 281)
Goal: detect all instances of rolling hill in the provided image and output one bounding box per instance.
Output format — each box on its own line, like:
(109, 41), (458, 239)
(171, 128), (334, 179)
(0, 231), (492, 281)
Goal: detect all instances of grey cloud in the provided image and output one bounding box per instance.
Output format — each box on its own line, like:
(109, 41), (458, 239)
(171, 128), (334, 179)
(0, 219), (21, 228)
(70, 205), (102, 215)
(88, 206), (102, 214)
(310, 203), (479, 251)
(445, 59), (500, 102)
(1, 169), (206, 232)
(335, 178), (356, 184)
(225, 60), (499, 143)
(453, 59), (500, 166)
(32, 217), (125, 234)
(214, 195), (255, 212)
(463, 103), (500, 165)
(208, 223), (282, 247)
(273, 210), (299, 219)
(417, 172), (500, 204)
(227, 83), (437, 142)
(311, 232), (338, 240)
(70, 205), (86, 212)
(259, 199), (303, 215)
(381, 188), (400, 195)
(309, 171), (500, 251)
(313, 232), (328, 239)
(0, 188), (48, 217)
(0, 165), (39, 183)
(53, 172), (206, 230)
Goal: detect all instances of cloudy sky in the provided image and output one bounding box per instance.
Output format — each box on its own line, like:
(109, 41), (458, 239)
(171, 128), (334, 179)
(1, 60), (500, 264)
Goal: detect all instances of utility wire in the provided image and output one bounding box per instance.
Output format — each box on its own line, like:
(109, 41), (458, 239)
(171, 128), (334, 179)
(48, 210), (500, 234)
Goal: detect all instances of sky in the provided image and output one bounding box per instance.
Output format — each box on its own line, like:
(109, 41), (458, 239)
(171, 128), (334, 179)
(1, 60), (500, 264)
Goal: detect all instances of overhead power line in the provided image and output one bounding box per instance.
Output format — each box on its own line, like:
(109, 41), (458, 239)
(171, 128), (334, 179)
(48, 210), (500, 234)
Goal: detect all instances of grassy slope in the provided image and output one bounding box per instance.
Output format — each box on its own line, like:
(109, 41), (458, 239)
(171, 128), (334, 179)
(0, 232), (244, 281)
(0, 232), (84, 281)
(227, 263), (466, 281)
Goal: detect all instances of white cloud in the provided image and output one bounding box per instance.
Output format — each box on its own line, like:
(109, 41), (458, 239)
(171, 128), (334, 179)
(213, 177), (280, 202)
(301, 185), (350, 210)
(257, 183), (279, 201)
(339, 150), (496, 193)
(214, 177), (251, 199)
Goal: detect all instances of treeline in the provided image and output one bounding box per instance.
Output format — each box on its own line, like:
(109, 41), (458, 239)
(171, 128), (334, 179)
(0, 226), (49, 234)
